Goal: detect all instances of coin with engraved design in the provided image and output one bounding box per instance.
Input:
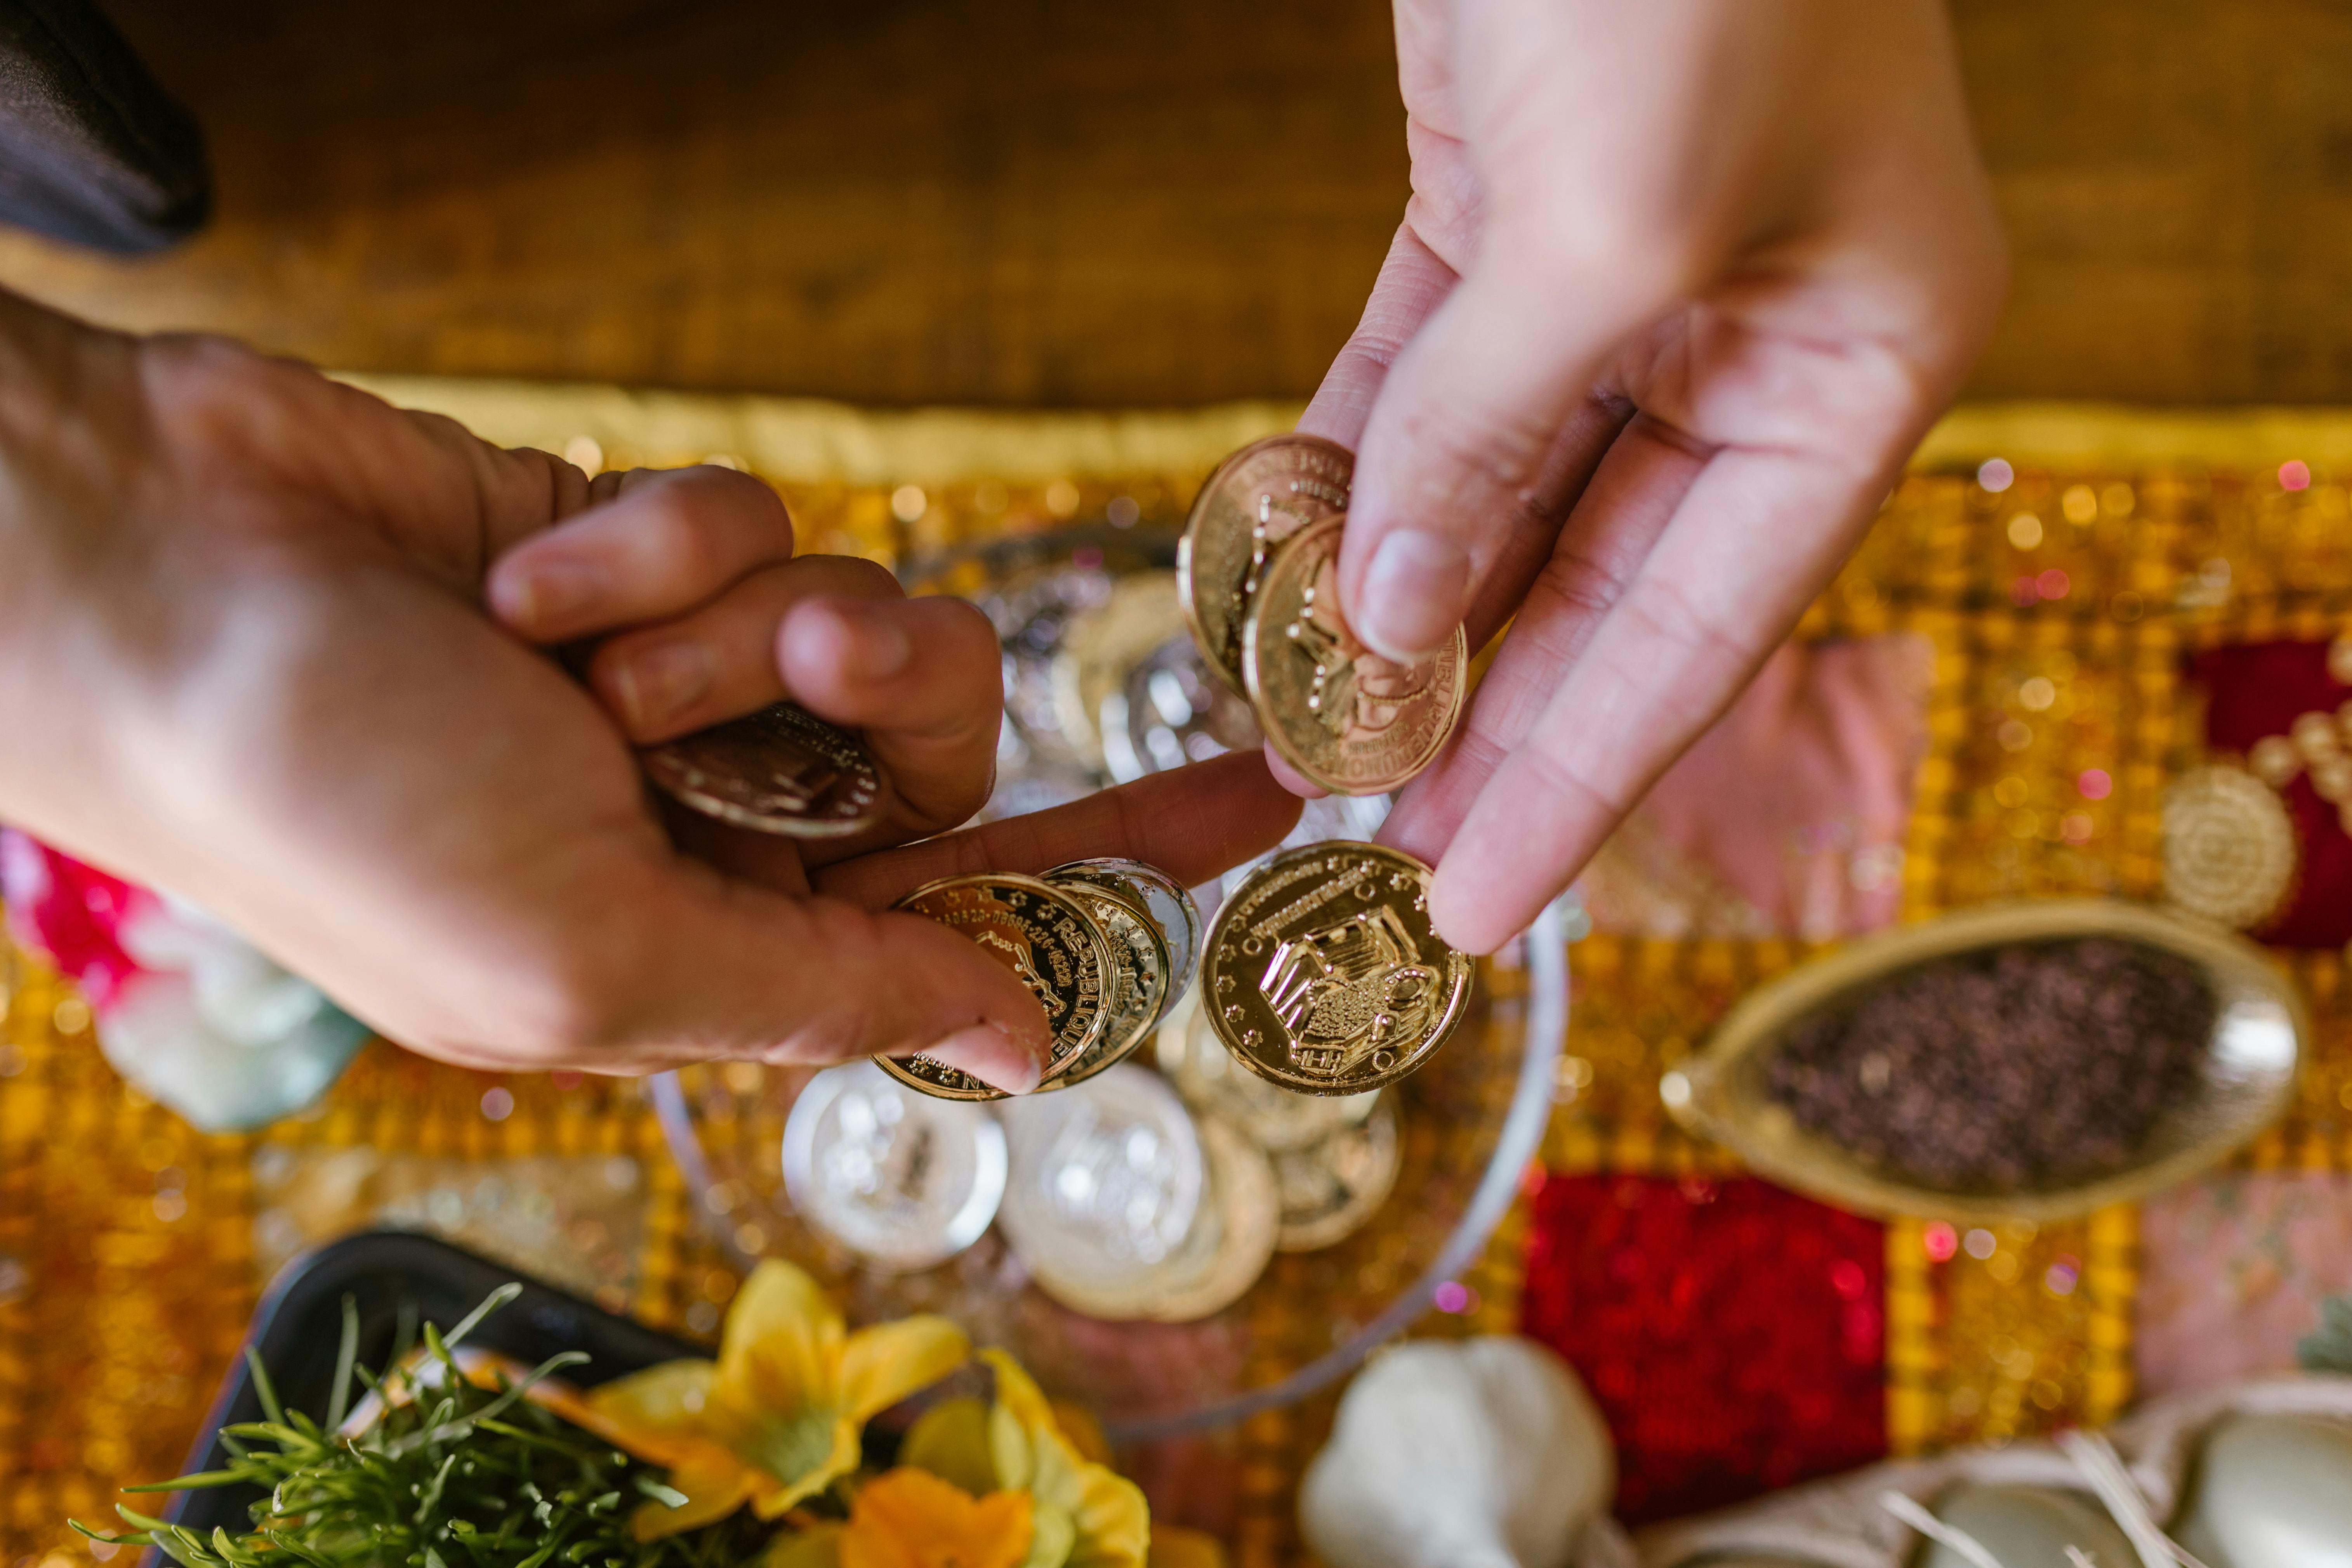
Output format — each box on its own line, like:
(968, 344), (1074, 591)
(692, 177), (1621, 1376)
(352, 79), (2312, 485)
(1034, 873), (1169, 1091)
(1272, 1091), (1400, 1252)
(875, 873), (1113, 1101)
(1202, 842), (1472, 1095)
(1159, 986), (1378, 1151)
(781, 1061), (1007, 1271)
(1137, 1113), (1279, 1322)
(1048, 857), (1203, 1018)
(639, 702), (888, 837)
(1242, 517), (1464, 797)
(1177, 434), (1353, 696)
(996, 1064), (1206, 1304)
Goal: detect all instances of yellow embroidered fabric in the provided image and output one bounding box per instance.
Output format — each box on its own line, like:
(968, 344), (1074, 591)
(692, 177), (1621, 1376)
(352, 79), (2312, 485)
(4, 389), (2350, 1567)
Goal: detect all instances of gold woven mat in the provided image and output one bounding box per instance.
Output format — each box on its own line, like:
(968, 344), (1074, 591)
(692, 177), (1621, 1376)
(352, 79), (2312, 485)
(4, 388), (2352, 1566)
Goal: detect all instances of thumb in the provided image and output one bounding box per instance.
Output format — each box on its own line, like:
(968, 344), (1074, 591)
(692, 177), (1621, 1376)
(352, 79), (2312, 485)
(617, 866), (1055, 1095)
(1339, 236), (1671, 663)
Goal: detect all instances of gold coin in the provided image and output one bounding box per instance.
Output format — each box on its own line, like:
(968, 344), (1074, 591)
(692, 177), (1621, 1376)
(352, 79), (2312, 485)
(1272, 1091), (1401, 1252)
(1159, 985), (1380, 1152)
(2161, 765), (2299, 931)
(1201, 842), (1473, 1095)
(1035, 875), (1169, 1091)
(1176, 434), (1353, 695)
(639, 702), (888, 838)
(1144, 1113), (1280, 1322)
(1050, 858), (1203, 1012)
(876, 874), (1113, 1101)
(1241, 517), (1466, 796)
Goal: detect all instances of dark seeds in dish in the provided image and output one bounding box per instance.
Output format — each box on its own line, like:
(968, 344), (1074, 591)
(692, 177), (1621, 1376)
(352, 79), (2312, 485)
(1762, 938), (2217, 1192)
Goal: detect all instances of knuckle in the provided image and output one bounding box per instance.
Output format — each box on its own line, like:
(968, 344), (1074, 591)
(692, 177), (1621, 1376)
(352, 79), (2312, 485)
(1515, 733), (1629, 823)
(630, 487), (725, 583)
(1395, 389), (1555, 495)
(1501, 199), (1706, 307)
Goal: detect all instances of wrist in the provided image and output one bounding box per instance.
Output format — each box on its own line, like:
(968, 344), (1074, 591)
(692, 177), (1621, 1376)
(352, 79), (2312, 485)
(0, 290), (158, 829)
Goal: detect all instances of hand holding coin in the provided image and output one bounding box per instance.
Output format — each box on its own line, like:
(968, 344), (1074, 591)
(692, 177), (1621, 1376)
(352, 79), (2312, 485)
(1178, 436), (1466, 798)
(486, 465), (1301, 1089)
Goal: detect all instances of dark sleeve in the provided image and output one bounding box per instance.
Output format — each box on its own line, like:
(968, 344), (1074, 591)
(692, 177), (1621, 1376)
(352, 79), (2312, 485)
(0, 0), (208, 254)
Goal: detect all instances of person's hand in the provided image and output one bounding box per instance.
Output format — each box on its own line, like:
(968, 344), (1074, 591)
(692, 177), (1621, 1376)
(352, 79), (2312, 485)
(1299, 0), (2005, 952)
(0, 290), (1300, 1088)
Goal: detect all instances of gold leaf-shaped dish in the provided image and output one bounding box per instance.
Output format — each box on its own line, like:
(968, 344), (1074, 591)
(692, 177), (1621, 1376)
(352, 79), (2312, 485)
(1660, 899), (2307, 1223)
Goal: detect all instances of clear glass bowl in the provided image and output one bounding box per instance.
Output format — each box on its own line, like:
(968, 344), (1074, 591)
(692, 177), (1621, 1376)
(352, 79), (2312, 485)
(649, 526), (1568, 1440)
(652, 902), (1563, 1441)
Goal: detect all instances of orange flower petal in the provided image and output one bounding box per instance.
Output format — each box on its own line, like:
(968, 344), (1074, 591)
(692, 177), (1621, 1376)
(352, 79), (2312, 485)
(839, 1467), (1034, 1568)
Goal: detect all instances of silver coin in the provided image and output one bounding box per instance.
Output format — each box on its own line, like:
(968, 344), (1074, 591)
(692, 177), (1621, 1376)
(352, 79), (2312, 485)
(640, 702), (887, 838)
(1054, 573), (1262, 783)
(1100, 630), (1262, 783)
(972, 741), (1099, 826)
(996, 1063), (1204, 1290)
(1145, 1111), (1279, 1322)
(1271, 1091), (1400, 1252)
(781, 1061), (1007, 1272)
(974, 563), (1119, 772)
(1049, 858), (1203, 1016)
(1025, 1110), (1279, 1323)
(1051, 573), (1187, 773)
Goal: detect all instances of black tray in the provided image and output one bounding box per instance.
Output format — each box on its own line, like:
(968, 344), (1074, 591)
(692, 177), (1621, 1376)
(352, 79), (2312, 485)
(157, 1231), (698, 1538)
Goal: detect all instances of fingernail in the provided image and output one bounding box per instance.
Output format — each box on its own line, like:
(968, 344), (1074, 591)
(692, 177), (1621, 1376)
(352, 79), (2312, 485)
(509, 559), (604, 626)
(1358, 530), (1470, 662)
(922, 1023), (1044, 1096)
(830, 602), (913, 680)
(615, 640), (714, 729)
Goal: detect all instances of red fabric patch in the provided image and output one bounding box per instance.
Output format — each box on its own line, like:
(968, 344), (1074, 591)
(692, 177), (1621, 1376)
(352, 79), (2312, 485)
(1518, 1173), (1886, 1525)
(2185, 640), (2352, 947)
(0, 827), (151, 1006)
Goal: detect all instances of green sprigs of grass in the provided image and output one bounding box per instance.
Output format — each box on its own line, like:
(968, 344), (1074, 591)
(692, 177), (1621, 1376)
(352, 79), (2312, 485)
(73, 1284), (771, 1568)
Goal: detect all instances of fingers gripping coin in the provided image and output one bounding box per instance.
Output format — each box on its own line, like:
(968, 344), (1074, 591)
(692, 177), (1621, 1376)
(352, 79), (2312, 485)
(640, 701), (888, 837)
(1177, 436), (1466, 797)
(877, 874), (1115, 1101)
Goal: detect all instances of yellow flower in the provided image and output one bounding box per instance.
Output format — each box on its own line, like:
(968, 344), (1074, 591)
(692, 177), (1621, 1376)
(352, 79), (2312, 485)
(974, 1351), (1148, 1568)
(578, 1261), (969, 1539)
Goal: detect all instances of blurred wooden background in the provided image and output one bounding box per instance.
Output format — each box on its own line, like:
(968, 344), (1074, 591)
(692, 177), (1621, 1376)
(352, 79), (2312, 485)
(3, 0), (2348, 408)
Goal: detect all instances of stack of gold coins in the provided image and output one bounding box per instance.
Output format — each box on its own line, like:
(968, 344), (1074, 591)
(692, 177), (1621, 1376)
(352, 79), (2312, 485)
(1177, 435), (1467, 798)
(877, 859), (1201, 1101)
